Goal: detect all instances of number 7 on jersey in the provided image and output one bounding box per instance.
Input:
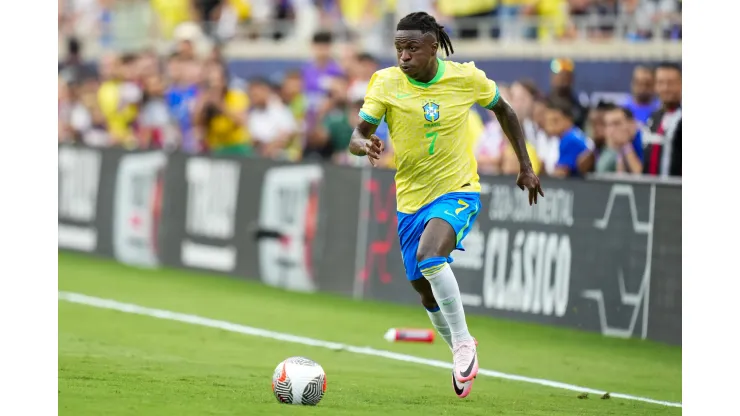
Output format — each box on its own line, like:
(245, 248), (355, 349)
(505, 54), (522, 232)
(425, 131), (439, 155)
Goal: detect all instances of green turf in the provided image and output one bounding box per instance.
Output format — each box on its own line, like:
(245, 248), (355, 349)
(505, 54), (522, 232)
(58, 252), (681, 415)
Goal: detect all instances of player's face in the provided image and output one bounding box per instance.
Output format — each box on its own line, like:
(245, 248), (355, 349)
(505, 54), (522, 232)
(394, 31), (436, 80)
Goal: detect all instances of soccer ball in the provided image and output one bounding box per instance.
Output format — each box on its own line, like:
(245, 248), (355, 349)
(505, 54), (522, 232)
(272, 357), (327, 405)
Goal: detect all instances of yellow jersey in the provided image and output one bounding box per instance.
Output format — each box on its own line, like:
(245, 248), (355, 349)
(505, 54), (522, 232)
(339, 0), (383, 26)
(98, 81), (137, 148)
(359, 59), (500, 214)
(151, 0), (192, 39)
(437, 0), (498, 17)
(206, 89), (250, 149)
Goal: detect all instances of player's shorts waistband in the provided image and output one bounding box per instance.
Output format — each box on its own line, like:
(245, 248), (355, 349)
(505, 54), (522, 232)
(397, 191), (481, 216)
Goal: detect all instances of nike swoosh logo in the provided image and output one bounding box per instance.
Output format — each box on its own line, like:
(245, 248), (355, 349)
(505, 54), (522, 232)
(452, 373), (466, 395)
(460, 355), (477, 378)
(443, 210), (457, 218)
(396, 93), (412, 99)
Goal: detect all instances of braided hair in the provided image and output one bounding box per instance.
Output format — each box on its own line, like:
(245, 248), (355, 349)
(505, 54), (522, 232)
(396, 12), (454, 57)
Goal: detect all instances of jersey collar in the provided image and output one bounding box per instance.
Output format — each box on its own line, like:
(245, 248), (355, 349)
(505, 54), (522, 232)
(405, 58), (446, 88)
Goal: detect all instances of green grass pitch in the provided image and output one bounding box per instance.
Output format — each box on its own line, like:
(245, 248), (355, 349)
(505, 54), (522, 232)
(58, 252), (681, 415)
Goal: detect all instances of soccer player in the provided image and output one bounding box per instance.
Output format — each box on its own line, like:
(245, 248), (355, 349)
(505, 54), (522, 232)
(348, 12), (544, 398)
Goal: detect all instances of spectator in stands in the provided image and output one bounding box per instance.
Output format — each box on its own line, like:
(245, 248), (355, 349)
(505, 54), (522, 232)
(475, 85), (510, 174)
(313, 97), (361, 164)
(151, 0), (194, 40)
(629, 0), (682, 40)
(347, 53), (379, 102)
(644, 62), (681, 177)
(394, 0), (441, 27)
(247, 77), (298, 159)
(280, 70), (309, 161)
(194, 64), (251, 156)
(581, 103), (644, 174)
(97, 53), (142, 149)
(58, 37), (95, 85)
(305, 75), (350, 160)
(337, 0), (386, 55)
(530, 96), (559, 175)
(59, 77), (73, 143)
(70, 77), (109, 147)
(165, 55), (200, 153)
(436, 0), (499, 39)
(136, 50), (160, 81)
(139, 72), (178, 150)
(501, 140), (542, 176)
(576, 101), (607, 173)
(498, 0), (528, 40)
(523, 0), (571, 40)
(543, 98), (590, 178)
(302, 31), (344, 125)
(509, 79), (543, 144)
(568, 0), (619, 39)
(547, 58), (587, 129)
(624, 65), (661, 126)
(586, 101), (608, 151)
(338, 43), (360, 82)
(193, 0), (223, 37)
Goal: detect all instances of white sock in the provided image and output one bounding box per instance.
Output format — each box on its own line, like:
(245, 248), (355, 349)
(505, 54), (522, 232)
(421, 262), (473, 344)
(426, 308), (453, 349)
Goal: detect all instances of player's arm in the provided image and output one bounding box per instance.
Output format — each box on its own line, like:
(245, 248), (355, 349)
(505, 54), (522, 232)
(471, 65), (543, 203)
(490, 97), (534, 173)
(349, 72), (386, 166)
(349, 121), (384, 166)
(486, 88), (545, 204)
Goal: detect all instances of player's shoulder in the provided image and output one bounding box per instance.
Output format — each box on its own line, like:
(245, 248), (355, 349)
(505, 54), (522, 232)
(444, 60), (484, 76)
(371, 67), (405, 83)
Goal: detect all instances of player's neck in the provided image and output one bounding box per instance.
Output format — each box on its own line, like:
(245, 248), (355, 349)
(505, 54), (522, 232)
(415, 59), (439, 84)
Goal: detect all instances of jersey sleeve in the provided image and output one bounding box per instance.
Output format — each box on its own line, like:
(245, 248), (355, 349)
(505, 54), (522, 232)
(358, 72), (387, 126)
(470, 65), (500, 110)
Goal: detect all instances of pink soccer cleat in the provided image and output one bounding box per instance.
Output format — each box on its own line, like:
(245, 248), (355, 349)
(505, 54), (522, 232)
(452, 339), (479, 383)
(451, 372), (474, 398)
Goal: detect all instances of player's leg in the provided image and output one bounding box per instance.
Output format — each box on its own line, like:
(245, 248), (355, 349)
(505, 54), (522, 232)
(397, 212), (454, 350)
(409, 277), (453, 349)
(417, 193), (481, 383)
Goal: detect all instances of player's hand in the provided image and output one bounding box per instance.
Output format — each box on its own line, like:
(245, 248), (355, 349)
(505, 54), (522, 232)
(516, 166), (545, 206)
(365, 134), (384, 167)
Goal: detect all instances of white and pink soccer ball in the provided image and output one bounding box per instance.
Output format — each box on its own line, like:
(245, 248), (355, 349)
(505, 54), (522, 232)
(272, 357), (327, 405)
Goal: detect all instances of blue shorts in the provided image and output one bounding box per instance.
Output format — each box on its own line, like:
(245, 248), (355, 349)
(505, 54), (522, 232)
(397, 192), (481, 281)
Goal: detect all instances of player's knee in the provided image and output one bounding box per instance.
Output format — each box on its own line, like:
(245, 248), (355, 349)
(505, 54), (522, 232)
(416, 245), (445, 263)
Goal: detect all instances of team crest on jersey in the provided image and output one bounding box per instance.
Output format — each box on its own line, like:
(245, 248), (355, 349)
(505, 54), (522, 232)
(422, 101), (440, 122)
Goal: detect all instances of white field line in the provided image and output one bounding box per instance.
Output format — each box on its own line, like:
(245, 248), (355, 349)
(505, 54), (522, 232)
(58, 291), (682, 408)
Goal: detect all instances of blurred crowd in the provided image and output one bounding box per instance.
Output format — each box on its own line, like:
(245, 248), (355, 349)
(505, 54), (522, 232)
(59, 0), (682, 49)
(58, 0), (682, 178)
(58, 32), (382, 163)
(486, 59), (682, 178)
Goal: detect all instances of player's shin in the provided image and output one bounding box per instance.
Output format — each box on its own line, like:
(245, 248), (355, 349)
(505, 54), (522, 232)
(425, 306), (453, 349)
(419, 257), (473, 344)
